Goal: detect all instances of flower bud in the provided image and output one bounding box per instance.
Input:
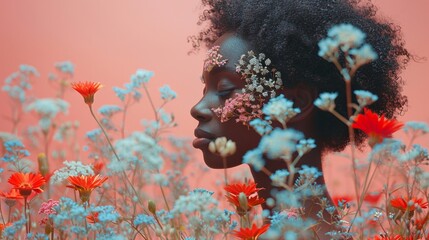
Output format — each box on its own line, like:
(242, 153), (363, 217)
(148, 200), (157, 215)
(38, 153), (49, 177)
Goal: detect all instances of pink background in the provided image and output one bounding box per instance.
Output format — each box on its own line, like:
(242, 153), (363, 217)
(1, 0), (428, 195)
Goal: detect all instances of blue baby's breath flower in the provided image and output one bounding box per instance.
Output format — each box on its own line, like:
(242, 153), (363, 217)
(349, 44), (378, 66)
(403, 121), (429, 135)
(159, 85), (177, 101)
(314, 92), (338, 111)
(242, 148), (265, 171)
(318, 38), (340, 62)
(131, 69), (153, 87)
(249, 118), (272, 136)
(19, 64), (39, 76)
(262, 94), (300, 126)
(354, 90), (378, 107)
(113, 87), (129, 101)
(297, 138), (316, 156)
(86, 129), (102, 142)
(55, 61), (75, 75)
(134, 214), (155, 226)
(298, 165), (322, 179)
(328, 23), (366, 51)
(93, 205), (120, 223)
(259, 128), (303, 160)
(99, 105), (123, 117)
(4, 215), (26, 238)
(270, 169), (290, 187)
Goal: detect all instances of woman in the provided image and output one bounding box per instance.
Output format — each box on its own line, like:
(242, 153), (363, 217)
(190, 0), (409, 238)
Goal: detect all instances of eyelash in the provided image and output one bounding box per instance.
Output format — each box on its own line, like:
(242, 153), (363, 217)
(216, 89), (235, 99)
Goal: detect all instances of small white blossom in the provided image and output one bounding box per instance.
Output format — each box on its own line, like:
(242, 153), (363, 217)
(208, 137), (236, 158)
(349, 44), (378, 66)
(354, 90), (378, 107)
(259, 128), (304, 160)
(262, 94), (300, 126)
(314, 92), (338, 111)
(51, 161), (94, 184)
(328, 23), (366, 51)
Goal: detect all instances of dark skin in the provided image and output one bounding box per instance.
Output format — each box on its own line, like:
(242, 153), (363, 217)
(191, 33), (339, 239)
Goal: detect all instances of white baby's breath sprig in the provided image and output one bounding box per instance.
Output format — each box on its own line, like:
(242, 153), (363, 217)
(296, 139), (316, 156)
(354, 90), (378, 107)
(262, 94), (301, 128)
(314, 92), (338, 112)
(208, 137), (237, 158)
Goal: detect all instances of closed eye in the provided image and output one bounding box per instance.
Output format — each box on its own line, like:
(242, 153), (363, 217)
(216, 89), (235, 99)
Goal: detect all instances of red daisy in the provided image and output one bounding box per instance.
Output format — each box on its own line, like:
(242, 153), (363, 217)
(233, 224), (270, 240)
(390, 196), (428, 212)
(364, 192), (383, 205)
(352, 108), (403, 147)
(224, 181), (265, 211)
(70, 81), (102, 106)
(0, 189), (24, 200)
(7, 172), (46, 197)
(331, 195), (353, 207)
(67, 175), (108, 202)
(87, 212), (99, 224)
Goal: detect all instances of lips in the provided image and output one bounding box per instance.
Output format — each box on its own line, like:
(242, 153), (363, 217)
(193, 128), (216, 149)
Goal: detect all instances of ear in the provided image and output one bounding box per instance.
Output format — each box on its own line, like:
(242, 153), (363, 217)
(282, 84), (318, 123)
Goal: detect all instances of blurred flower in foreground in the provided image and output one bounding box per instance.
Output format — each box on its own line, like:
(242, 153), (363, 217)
(224, 181), (264, 214)
(67, 175), (108, 203)
(352, 108), (403, 147)
(390, 196), (428, 212)
(233, 223), (270, 240)
(87, 212), (99, 224)
(209, 137), (236, 158)
(71, 81), (102, 106)
(8, 172), (46, 197)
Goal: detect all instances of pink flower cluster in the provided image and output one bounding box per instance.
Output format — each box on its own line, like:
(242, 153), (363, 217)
(212, 93), (263, 124)
(212, 51), (283, 126)
(203, 46), (228, 72)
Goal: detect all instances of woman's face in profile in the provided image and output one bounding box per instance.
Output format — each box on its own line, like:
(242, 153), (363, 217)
(190, 33), (261, 169)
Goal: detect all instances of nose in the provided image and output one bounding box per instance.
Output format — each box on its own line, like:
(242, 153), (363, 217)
(190, 98), (213, 122)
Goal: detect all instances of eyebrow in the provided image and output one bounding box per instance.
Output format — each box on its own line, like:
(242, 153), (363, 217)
(200, 64), (237, 83)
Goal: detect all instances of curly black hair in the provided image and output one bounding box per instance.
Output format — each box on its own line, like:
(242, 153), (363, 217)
(191, 0), (410, 152)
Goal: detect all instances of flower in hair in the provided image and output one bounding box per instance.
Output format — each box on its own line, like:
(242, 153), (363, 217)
(203, 45), (228, 72)
(212, 51), (283, 126)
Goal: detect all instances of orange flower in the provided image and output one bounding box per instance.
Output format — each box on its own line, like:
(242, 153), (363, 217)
(0, 189), (24, 200)
(233, 224), (270, 240)
(331, 195), (353, 207)
(67, 175), (108, 202)
(390, 196), (428, 212)
(224, 181), (264, 212)
(7, 172), (46, 197)
(87, 212), (99, 224)
(0, 223), (12, 234)
(71, 81), (102, 106)
(352, 108), (403, 147)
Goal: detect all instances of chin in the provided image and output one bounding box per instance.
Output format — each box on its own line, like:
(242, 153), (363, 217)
(202, 151), (242, 169)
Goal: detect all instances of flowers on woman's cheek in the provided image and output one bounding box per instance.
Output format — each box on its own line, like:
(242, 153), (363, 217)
(212, 51), (283, 126)
(204, 45), (228, 72)
(352, 108), (403, 147)
(70, 81), (103, 106)
(232, 223), (270, 240)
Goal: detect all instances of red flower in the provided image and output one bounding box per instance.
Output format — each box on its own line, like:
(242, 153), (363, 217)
(331, 195), (353, 207)
(352, 108), (403, 147)
(67, 175), (108, 202)
(414, 215), (428, 230)
(364, 192), (383, 205)
(92, 161), (105, 175)
(71, 81), (102, 106)
(372, 235), (405, 240)
(224, 181), (265, 211)
(87, 212), (99, 224)
(390, 197), (428, 212)
(233, 224), (270, 240)
(0, 189), (24, 200)
(7, 172), (46, 197)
